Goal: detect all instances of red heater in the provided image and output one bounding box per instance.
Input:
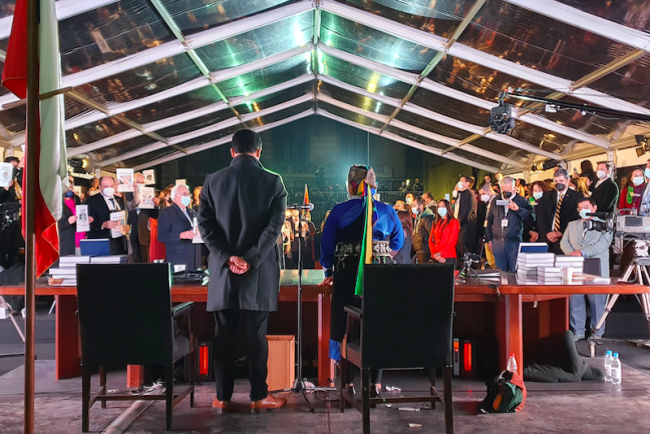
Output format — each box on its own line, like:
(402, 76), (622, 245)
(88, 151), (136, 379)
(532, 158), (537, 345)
(197, 342), (213, 381)
(452, 337), (476, 378)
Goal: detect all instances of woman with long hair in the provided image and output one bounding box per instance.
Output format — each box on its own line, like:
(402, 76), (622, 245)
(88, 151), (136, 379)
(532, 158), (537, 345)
(393, 210), (413, 264)
(525, 181), (552, 242)
(429, 199), (460, 265)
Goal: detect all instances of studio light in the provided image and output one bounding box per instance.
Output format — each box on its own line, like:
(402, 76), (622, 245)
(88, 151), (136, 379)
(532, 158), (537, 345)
(488, 104), (516, 134)
(531, 159), (563, 173)
(635, 135), (650, 157)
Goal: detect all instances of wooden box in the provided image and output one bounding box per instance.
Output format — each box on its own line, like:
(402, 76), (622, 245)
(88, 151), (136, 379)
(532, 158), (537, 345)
(267, 335), (295, 391)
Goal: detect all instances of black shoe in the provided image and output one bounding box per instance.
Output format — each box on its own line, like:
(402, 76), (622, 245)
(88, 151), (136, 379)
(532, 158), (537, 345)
(369, 386), (382, 399)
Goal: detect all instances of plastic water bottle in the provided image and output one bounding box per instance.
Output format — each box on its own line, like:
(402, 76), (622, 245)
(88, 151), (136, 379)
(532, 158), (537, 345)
(507, 353), (518, 373)
(604, 350), (613, 383)
(611, 353), (622, 386)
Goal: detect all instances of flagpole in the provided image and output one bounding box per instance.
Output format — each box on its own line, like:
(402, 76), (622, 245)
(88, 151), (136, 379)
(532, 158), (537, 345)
(24, 0), (40, 432)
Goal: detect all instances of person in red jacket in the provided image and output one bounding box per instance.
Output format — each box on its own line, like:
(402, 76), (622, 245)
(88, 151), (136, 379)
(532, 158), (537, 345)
(429, 199), (460, 265)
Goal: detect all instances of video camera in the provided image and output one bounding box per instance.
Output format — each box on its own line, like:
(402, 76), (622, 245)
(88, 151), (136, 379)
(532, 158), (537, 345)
(585, 211), (650, 240)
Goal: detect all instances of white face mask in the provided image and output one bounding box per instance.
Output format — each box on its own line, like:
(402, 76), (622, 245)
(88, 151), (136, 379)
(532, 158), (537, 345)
(452, 190), (458, 199)
(533, 191), (543, 200)
(480, 194), (490, 203)
(596, 170), (607, 180)
(645, 168), (650, 179)
(457, 181), (464, 190)
(406, 197), (413, 204)
(411, 207), (419, 215)
(102, 187), (115, 198)
(633, 176), (644, 187)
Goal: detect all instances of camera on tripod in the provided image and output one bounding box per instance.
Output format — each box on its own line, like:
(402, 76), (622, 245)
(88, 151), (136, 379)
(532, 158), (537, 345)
(583, 212), (615, 232)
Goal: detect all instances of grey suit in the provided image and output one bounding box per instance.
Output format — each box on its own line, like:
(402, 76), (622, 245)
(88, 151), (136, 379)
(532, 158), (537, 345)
(560, 219), (613, 337)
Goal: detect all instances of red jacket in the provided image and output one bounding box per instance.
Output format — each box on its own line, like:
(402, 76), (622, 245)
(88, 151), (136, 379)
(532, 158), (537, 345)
(429, 218), (460, 259)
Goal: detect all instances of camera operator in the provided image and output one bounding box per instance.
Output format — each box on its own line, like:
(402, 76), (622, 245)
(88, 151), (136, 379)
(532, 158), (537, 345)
(486, 177), (535, 272)
(560, 197), (613, 341)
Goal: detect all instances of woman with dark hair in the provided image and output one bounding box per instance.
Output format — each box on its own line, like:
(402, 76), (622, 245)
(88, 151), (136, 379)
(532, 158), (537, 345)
(580, 160), (596, 184)
(429, 199), (460, 265)
(619, 168), (646, 214)
(525, 181), (552, 242)
(393, 210), (413, 264)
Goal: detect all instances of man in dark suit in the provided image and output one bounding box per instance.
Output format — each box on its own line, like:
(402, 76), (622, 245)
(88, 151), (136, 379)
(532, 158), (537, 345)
(537, 168), (583, 254)
(454, 174), (478, 262)
(157, 184), (199, 272)
(590, 162), (619, 214)
(125, 172), (158, 263)
(198, 129), (287, 413)
(86, 176), (128, 255)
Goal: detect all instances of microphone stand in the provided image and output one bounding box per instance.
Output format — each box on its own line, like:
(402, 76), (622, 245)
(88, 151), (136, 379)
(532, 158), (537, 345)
(271, 206), (335, 411)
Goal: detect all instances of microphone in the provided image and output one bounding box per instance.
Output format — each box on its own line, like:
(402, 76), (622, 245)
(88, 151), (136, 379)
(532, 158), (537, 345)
(287, 203), (314, 211)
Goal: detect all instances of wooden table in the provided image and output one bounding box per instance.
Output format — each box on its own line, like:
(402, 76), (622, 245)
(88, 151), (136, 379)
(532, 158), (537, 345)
(1, 270), (647, 384)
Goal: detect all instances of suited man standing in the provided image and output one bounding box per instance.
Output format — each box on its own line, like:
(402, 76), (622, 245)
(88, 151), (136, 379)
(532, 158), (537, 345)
(590, 162), (619, 214)
(561, 197), (613, 341)
(454, 174), (478, 261)
(537, 168), (583, 255)
(157, 184), (200, 272)
(86, 176), (128, 255)
(198, 129), (287, 413)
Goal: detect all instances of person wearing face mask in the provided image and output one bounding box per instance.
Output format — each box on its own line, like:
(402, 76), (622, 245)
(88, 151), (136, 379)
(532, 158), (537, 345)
(477, 181), (497, 268)
(429, 199), (460, 265)
(157, 184), (200, 272)
(453, 175), (478, 263)
(524, 181), (551, 242)
(486, 177), (535, 272)
(412, 197), (435, 264)
(589, 162), (618, 214)
(405, 192), (415, 205)
(639, 158), (650, 216)
(618, 168), (646, 214)
(537, 168), (583, 255)
(560, 197), (613, 341)
(58, 175), (94, 256)
(86, 176), (129, 255)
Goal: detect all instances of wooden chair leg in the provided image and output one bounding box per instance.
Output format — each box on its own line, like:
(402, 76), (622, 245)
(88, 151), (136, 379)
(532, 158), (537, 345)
(429, 368), (436, 410)
(444, 366), (454, 434)
(99, 366), (107, 409)
(166, 364), (173, 431)
(361, 368), (371, 434)
(81, 366), (90, 433)
(339, 360), (347, 413)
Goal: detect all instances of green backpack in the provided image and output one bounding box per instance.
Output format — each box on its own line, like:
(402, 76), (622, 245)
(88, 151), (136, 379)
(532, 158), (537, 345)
(479, 370), (525, 413)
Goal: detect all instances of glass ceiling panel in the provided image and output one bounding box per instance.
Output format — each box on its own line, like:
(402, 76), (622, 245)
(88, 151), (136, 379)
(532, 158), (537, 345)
(394, 110), (473, 141)
(120, 85), (224, 125)
(246, 101), (313, 128)
(457, 0), (636, 82)
(409, 86), (490, 127)
(383, 125), (448, 151)
(468, 136), (533, 163)
(195, 11), (313, 72)
(319, 82), (395, 117)
(556, 0), (650, 35)
(321, 11), (435, 72)
(124, 147), (180, 169)
(0, 105), (26, 135)
(59, 1), (173, 74)
(335, 0), (471, 38)
(66, 119), (132, 149)
(319, 101), (387, 130)
(318, 52), (412, 99)
(234, 82), (313, 115)
(589, 55), (650, 109)
(156, 109), (236, 138)
(164, 0), (298, 35)
(448, 148), (503, 169)
(215, 56), (310, 98)
(92, 134), (156, 163)
(509, 120), (572, 154)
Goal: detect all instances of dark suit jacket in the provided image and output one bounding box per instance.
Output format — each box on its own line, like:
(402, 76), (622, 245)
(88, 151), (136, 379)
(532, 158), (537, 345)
(58, 194), (82, 256)
(198, 155), (287, 312)
(485, 194), (535, 242)
(86, 193), (127, 255)
(157, 203), (199, 271)
(537, 189), (583, 246)
(590, 178), (619, 214)
(456, 189), (477, 247)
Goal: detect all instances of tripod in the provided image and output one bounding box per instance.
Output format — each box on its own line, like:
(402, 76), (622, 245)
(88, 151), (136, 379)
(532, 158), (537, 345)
(272, 209), (335, 411)
(0, 295), (25, 359)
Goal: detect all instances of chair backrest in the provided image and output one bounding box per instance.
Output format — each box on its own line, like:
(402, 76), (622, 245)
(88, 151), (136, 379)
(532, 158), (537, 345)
(584, 258), (601, 277)
(361, 264), (455, 370)
(77, 263), (173, 367)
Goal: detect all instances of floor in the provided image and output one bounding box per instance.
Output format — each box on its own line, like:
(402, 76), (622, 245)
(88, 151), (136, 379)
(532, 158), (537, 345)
(2, 301), (650, 433)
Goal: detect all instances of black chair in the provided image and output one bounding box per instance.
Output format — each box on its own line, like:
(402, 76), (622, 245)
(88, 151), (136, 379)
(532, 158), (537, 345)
(77, 263), (197, 432)
(340, 264), (455, 434)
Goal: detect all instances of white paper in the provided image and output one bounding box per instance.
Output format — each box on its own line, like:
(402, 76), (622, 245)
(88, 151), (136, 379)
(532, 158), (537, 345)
(110, 211), (126, 238)
(444, 193), (450, 201)
(138, 185), (155, 209)
(75, 205), (90, 232)
(143, 169), (155, 185)
(116, 169), (134, 192)
(0, 162), (12, 188)
(192, 217), (204, 244)
(175, 179), (187, 186)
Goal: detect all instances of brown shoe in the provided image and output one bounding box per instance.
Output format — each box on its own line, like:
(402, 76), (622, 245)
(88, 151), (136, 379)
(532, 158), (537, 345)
(212, 398), (231, 413)
(251, 394), (287, 413)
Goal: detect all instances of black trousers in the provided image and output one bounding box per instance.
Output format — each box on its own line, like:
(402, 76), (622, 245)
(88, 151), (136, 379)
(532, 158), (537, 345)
(213, 310), (269, 402)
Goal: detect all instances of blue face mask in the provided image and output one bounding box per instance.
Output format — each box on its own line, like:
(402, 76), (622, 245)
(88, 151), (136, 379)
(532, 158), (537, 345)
(579, 209), (591, 219)
(438, 208), (448, 218)
(646, 168), (650, 179)
(532, 191), (543, 200)
(180, 196), (191, 207)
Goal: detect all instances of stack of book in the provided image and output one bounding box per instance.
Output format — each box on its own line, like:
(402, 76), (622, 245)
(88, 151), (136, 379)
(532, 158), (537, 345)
(48, 256), (91, 286)
(555, 256), (584, 273)
(90, 255), (128, 264)
(538, 266), (563, 284)
(517, 252), (556, 279)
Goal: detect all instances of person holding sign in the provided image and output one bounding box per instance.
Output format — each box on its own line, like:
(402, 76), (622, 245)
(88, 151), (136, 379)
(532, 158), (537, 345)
(157, 184), (200, 272)
(58, 175), (93, 256)
(86, 176), (129, 255)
